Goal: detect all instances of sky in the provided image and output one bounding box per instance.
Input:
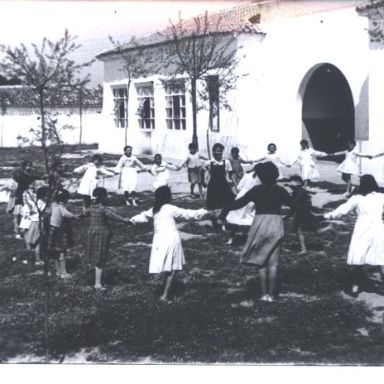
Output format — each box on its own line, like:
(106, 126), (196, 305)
(0, 0), (240, 86)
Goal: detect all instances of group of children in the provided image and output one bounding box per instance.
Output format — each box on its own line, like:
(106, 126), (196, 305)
(5, 138), (384, 303)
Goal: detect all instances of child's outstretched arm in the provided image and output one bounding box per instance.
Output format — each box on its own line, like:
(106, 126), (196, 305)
(130, 208), (154, 224)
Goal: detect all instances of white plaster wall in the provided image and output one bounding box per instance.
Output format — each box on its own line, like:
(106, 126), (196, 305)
(234, 8), (370, 165)
(0, 109), (102, 147)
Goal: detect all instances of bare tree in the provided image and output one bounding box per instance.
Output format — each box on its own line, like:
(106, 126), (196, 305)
(0, 29), (93, 171)
(108, 36), (159, 146)
(167, 11), (242, 151)
(0, 30), (93, 360)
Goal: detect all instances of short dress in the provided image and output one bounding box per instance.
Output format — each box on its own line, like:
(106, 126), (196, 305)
(74, 163), (114, 196)
(290, 186), (320, 232)
(294, 148), (327, 181)
(226, 184), (296, 267)
(324, 192), (384, 266)
(86, 205), (126, 268)
(114, 154), (146, 192)
(24, 199), (47, 249)
(185, 152), (203, 184)
(337, 150), (361, 176)
(151, 162), (177, 190)
(206, 160), (235, 210)
(229, 157), (244, 186)
(226, 173), (260, 227)
(130, 204), (207, 274)
(255, 152), (287, 179)
(47, 203), (76, 256)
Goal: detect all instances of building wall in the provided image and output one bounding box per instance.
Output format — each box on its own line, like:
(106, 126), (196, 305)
(0, 107), (102, 147)
(99, 5), (384, 182)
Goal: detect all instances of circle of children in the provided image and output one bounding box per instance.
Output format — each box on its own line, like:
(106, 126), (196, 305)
(5, 139), (384, 303)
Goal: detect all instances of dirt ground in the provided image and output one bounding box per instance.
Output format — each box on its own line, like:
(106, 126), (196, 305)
(1, 146), (384, 364)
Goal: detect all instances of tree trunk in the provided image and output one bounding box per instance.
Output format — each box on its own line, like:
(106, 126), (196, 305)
(39, 90), (50, 172)
(125, 81), (131, 146)
(191, 76), (198, 148)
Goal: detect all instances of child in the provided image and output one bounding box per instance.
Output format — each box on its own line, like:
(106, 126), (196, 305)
(47, 189), (78, 278)
(11, 160), (35, 239)
(178, 143), (206, 199)
(229, 147), (253, 187)
(150, 154), (178, 190)
(324, 174), (384, 297)
(329, 139), (372, 196)
(129, 186), (208, 303)
(74, 154), (115, 210)
(204, 143), (235, 228)
(286, 175), (334, 255)
(86, 187), (130, 290)
(222, 162), (307, 302)
(114, 145), (147, 206)
(225, 165), (261, 245)
(290, 139), (329, 187)
(254, 143), (290, 180)
(24, 186), (49, 266)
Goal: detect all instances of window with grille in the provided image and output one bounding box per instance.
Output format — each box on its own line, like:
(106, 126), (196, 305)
(165, 81), (186, 130)
(207, 75), (220, 132)
(136, 83), (155, 130)
(112, 87), (128, 128)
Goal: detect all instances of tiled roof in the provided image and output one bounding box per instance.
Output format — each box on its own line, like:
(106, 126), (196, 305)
(356, 0), (384, 12)
(97, 2), (265, 59)
(0, 86), (102, 109)
(98, 0), (365, 60)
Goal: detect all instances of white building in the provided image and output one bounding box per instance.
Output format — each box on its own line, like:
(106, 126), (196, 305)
(0, 86), (102, 147)
(97, 0), (384, 181)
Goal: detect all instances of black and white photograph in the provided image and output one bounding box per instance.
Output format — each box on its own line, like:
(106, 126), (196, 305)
(1, 0), (384, 371)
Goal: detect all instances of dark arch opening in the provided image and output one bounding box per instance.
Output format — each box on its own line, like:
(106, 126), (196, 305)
(302, 64), (354, 153)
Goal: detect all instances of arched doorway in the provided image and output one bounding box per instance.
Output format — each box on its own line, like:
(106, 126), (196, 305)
(301, 63), (354, 153)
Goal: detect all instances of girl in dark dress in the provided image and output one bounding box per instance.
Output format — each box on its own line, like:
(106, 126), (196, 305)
(223, 162), (302, 302)
(206, 143), (235, 209)
(205, 143), (236, 229)
(86, 187), (129, 290)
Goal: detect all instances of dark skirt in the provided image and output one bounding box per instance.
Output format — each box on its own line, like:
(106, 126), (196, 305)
(86, 227), (112, 268)
(206, 180), (235, 210)
(241, 214), (284, 267)
(47, 224), (72, 257)
(188, 167), (203, 184)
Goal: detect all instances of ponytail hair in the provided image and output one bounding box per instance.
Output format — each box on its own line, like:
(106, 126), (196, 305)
(153, 186), (172, 214)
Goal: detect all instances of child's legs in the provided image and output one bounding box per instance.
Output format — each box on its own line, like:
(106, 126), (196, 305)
(190, 182), (196, 195)
(342, 173), (352, 192)
(95, 266), (103, 288)
(351, 265), (364, 287)
(161, 271), (176, 300)
(259, 267), (268, 296)
(296, 228), (307, 253)
(57, 252), (67, 275)
(268, 265), (278, 296)
(34, 244), (41, 262)
(83, 195), (91, 209)
(13, 214), (21, 235)
(124, 191), (131, 201)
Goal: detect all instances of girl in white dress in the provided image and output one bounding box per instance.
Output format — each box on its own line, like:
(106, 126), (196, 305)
(254, 143), (290, 180)
(150, 154), (178, 190)
(129, 186), (208, 302)
(225, 166), (261, 245)
(114, 145), (147, 206)
(74, 154), (115, 210)
(290, 140), (329, 187)
(329, 139), (372, 196)
(324, 174), (384, 296)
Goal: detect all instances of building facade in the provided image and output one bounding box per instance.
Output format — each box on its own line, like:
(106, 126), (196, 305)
(97, 0), (384, 180)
